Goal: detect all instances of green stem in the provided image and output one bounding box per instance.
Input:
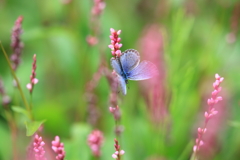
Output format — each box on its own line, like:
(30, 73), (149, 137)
(178, 140), (194, 160)
(0, 42), (33, 121)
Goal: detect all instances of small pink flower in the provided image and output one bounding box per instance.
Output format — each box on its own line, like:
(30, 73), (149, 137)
(112, 139), (124, 160)
(26, 54), (38, 93)
(52, 136), (66, 160)
(108, 28), (122, 57)
(33, 134), (46, 160)
(87, 130), (104, 157)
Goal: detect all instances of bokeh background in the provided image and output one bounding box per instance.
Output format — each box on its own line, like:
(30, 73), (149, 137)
(0, 0), (240, 159)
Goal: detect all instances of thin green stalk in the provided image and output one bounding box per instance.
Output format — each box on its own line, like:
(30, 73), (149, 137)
(178, 140), (194, 160)
(0, 42), (33, 121)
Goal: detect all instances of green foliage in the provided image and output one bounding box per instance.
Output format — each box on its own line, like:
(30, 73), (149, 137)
(25, 120), (46, 136)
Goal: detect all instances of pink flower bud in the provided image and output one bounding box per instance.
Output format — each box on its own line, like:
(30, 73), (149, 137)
(108, 44), (113, 49)
(26, 83), (32, 90)
(203, 128), (207, 133)
(204, 112), (209, 118)
(220, 77), (224, 82)
(196, 138), (199, 143)
(216, 96), (223, 101)
(211, 90), (218, 97)
(109, 35), (114, 39)
(198, 128), (202, 133)
(117, 30), (121, 35)
(120, 150), (125, 155)
(212, 110), (218, 115)
(110, 28), (115, 33)
(112, 154), (118, 159)
(193, 145), (197, 152)
(109, 107), (115, 113)
(215, 73), (220, 80)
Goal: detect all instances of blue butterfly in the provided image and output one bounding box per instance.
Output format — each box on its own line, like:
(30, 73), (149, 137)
(110, 49), (158, 95)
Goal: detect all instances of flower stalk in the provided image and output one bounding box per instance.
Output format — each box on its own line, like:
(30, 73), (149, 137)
(0, 42), (33, 121)
(192, 73), (224, 159)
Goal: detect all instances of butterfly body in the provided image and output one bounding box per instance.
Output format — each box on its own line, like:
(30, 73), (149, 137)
(111, 49), (158, 95)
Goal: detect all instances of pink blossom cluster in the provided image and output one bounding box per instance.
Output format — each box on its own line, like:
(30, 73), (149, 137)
(112, 139), (125, 160)
(91, 0), (106, 16)
(52, 136), (66, 160)
(33, 134), (46, 160)
(87, 130), (104, 157)
(26, 54), (38, 93)
(108, 28), (122, 57)
(193, 74), (224, 154)
(10, 16), (24, 71)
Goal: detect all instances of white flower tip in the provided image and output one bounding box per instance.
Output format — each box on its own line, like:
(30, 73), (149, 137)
(215, 73), (220, 79)
(110, 28), (115, 33)
(117, 30), (121, 35)
(26, 83), (32, 90)
(112, 154), (117, 159)
(33, 78), (38, 84)
(193, 145), (197, 152)
(120, 150), (125, 155)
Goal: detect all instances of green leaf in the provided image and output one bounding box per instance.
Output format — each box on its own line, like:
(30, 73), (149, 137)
(12, 106), (30, 119)
(25, 120), (46, 136)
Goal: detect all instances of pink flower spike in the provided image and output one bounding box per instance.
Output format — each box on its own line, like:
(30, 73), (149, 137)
(10, 16), (24, 71)
(193, 74), (224, 156)
(27, 54), (38, 94)
(51, 136), (66, 160)
(108, 28), (122, 57)
(33, 134), (46, 160)
(87, 130), (104, 157)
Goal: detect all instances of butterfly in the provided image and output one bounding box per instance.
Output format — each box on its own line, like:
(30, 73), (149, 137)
(110, 49), (158, 95)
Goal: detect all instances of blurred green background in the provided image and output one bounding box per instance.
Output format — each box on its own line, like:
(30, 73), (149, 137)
(0, 0), (240, 159)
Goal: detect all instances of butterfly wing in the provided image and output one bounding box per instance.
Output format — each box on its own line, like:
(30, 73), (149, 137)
(117, 74), (127, 95)
(120, 49), (140, 73)
(110, 57), (122, 76)
(127, 60), (158, 80)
